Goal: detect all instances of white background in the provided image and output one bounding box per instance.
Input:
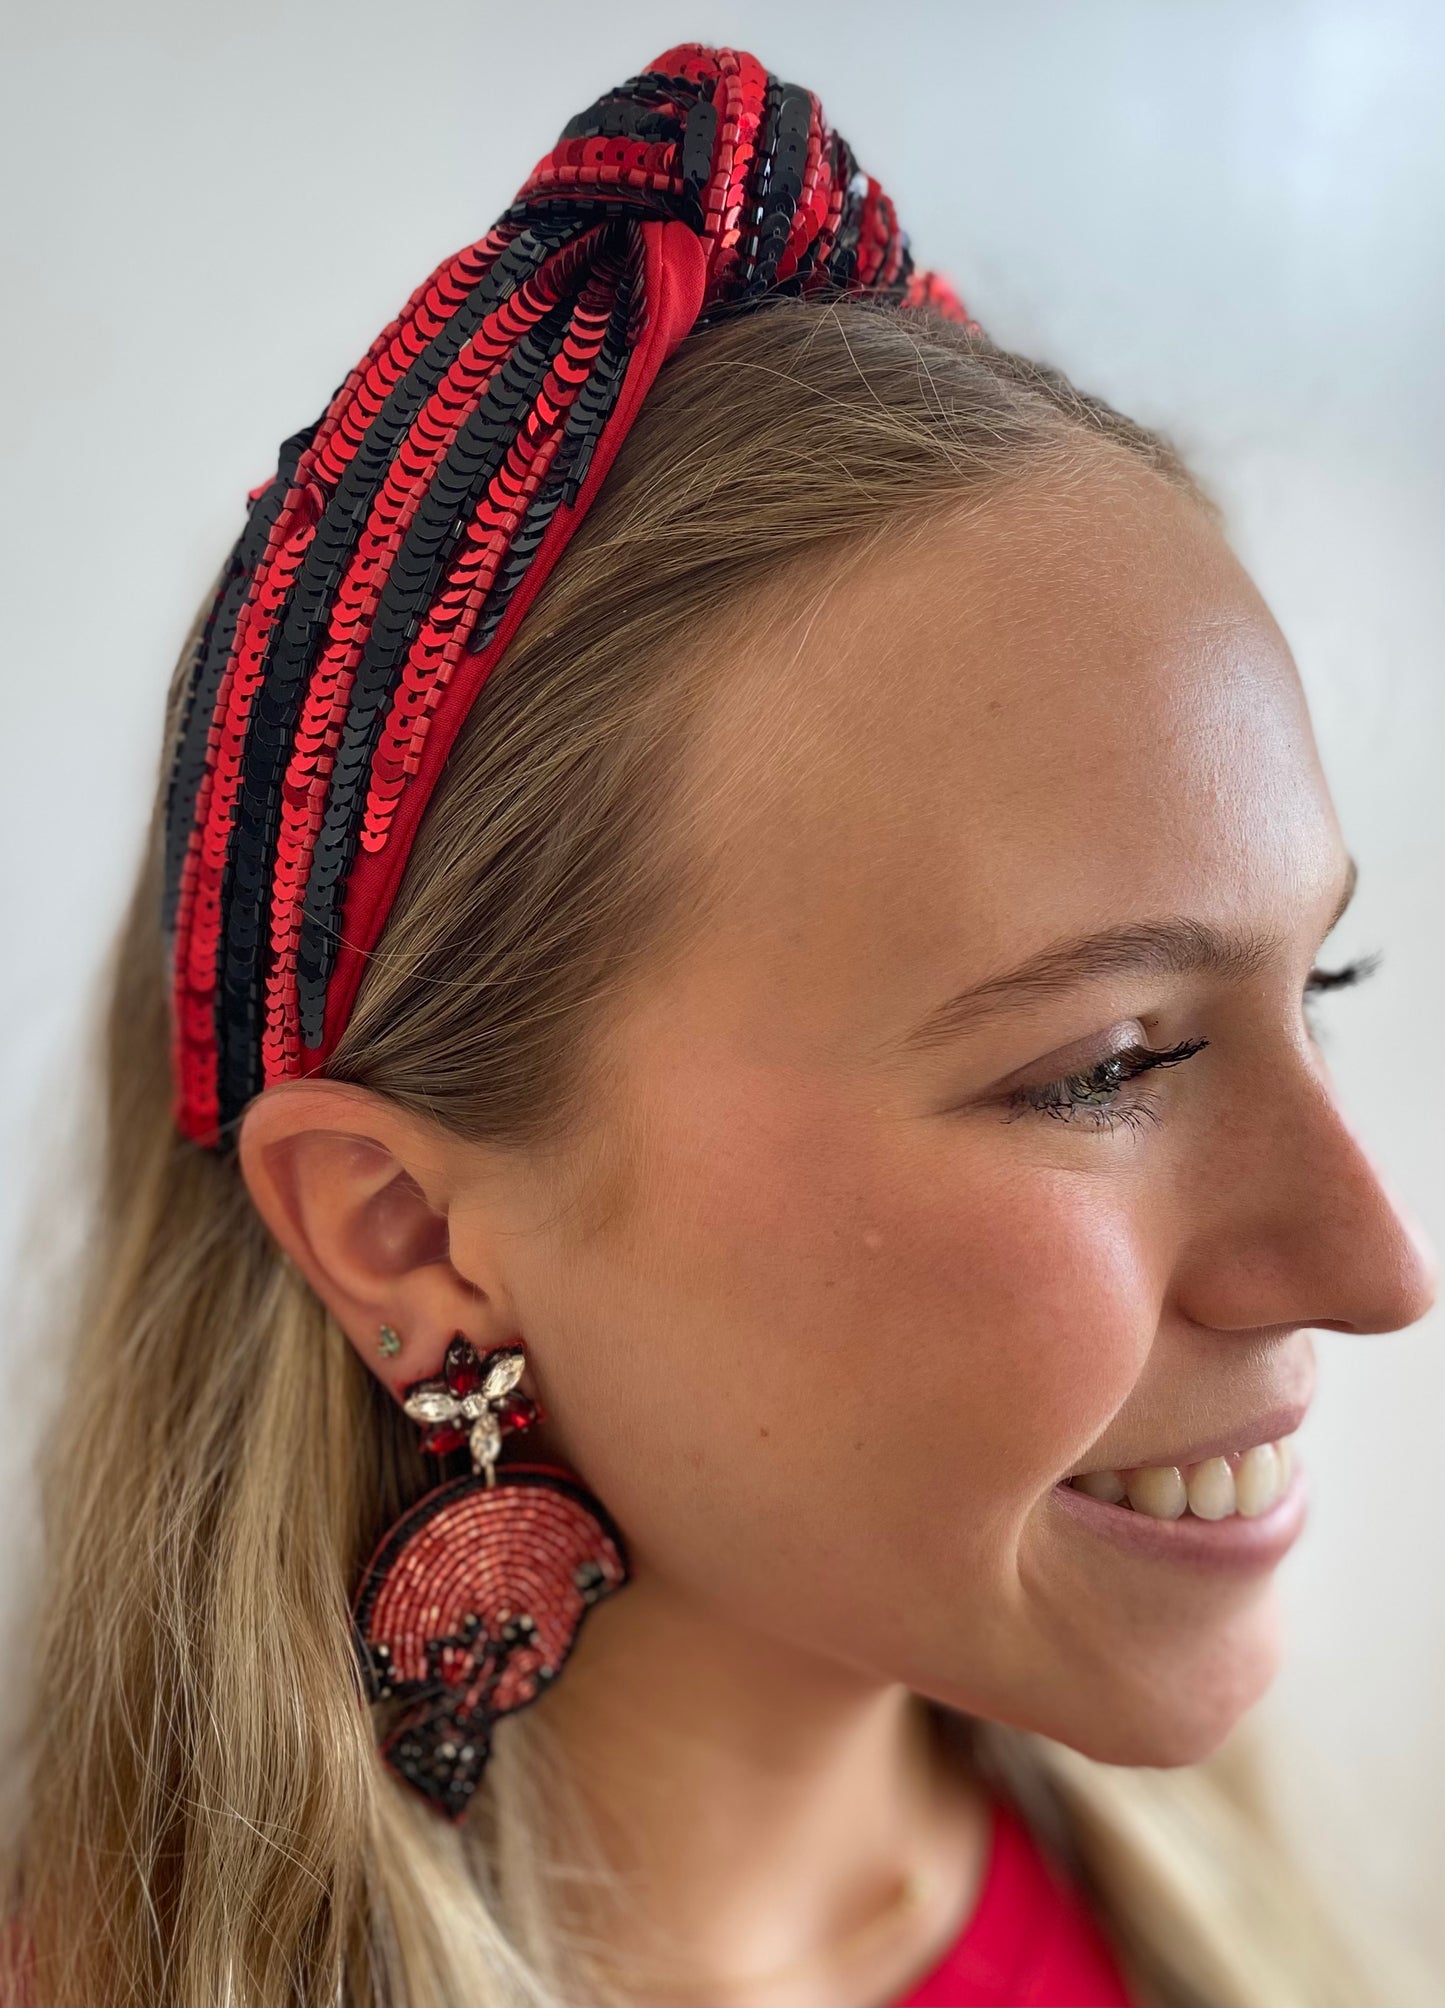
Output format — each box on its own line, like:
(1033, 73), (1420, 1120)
(2, 0), (1441, 1972)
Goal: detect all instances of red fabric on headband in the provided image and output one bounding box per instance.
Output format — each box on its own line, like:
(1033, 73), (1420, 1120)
(320, 220), (707, 1058)
(162, 43), (976, 1147)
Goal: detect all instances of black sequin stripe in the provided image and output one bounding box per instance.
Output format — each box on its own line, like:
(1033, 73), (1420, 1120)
(285, 299), (581, 1075)
(739, 77), (810, 299)
(787, 131), (856, 295)
(559, 68), (706, 144)
(734, 74), (779, 293)
(462, 321), (627, 655)
(458, 480), (567, 661)
(162, 549), (243, 937)
(161, 424), (314, 938)
(820, 133), (864, 292)
(679, 94), (719, 237)
(553, 254), (637, 508)
(500, 178), (679, 233)
(212, 228), (578, 1115)
(464, 253), (638, 657)
(557, 73), (698, 145)
(221, 226), (563, 914)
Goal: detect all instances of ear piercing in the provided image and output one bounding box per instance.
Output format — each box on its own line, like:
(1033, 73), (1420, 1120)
(378, 1324), (403, 1359)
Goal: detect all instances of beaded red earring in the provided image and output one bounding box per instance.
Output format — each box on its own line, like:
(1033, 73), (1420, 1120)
(352, 1335), (629, 1819)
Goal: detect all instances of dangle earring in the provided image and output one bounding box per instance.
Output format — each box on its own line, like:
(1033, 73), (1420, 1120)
(352, 1334), (630, 1820)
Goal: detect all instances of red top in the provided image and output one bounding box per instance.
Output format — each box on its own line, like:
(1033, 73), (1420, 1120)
(889, 1796), (1132, 2007)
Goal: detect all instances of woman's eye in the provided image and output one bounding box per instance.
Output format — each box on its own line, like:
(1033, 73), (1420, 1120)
(1000, 1039), (1209, 1134)
(998, 952), (1382, 1135)
(1302, 952), (1381, 1041)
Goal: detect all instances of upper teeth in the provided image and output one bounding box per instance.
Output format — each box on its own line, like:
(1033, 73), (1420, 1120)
(1070, 1438), (1295, 1521)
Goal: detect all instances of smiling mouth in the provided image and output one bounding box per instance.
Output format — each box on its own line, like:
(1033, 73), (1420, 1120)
(1066, 1437), (1296, 1522)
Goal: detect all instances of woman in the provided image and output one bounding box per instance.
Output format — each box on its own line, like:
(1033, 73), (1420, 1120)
(3, 41), (1435, 2008)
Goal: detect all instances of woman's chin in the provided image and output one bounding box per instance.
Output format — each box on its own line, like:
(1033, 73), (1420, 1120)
(1044, 1608), (1285, 1768)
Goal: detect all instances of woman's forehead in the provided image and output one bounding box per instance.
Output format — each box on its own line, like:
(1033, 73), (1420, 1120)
(657, 466), (1339, 1042)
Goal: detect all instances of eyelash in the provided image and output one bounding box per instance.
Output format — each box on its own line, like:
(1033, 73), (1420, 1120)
(1001, 955), (1381, 1134)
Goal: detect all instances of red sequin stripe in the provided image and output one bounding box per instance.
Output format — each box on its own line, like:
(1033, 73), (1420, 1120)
(171, 482), (325, 1134)
(171, 899), (223, 1141)
(357, 439), (562, 852)
(854, 177), (900, 291)
(690, 47), (770, 306)
(358, 266), (622, 856)
(313, 222), (708, 1070)
(182, 493), (321, 997)
(172, 229), (525, 1125)
(907, 267), (977, 325)
(519, 133), (680, 203)
(169, 45), (977, 1142)
(310, 228), (515, 489)
(260, 245), (604, 1082)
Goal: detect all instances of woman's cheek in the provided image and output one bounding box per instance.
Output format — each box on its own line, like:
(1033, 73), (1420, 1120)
(883, 1162), (1158, 1510)
(527, 1073), (1156, 1550)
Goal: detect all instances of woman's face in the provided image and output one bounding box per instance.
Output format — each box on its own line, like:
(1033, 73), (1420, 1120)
(446, 459), (1437, 1766)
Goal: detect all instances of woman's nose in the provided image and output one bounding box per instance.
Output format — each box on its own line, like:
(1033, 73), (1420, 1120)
(1175, 1052), (1439, 1339)
(1306, 1125), (1440, 1335)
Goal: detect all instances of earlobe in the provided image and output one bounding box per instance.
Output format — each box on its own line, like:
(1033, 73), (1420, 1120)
(236, 1079), (514, 1391)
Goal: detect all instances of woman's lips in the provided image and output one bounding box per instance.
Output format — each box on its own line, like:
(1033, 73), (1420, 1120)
(1050, 1460), (1308, 1573)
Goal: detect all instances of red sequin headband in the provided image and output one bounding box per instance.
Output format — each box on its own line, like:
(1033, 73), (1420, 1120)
(163, 42), (977, 1147)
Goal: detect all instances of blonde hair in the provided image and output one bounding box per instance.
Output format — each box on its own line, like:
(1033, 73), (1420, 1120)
(0, 300), (1403, 2006)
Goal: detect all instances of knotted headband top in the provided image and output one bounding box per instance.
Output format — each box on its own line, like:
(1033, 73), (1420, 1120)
(163, 41), (977, 1148)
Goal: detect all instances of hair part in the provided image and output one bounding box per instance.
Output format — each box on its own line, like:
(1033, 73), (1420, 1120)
(2, 298), (1393, 2006)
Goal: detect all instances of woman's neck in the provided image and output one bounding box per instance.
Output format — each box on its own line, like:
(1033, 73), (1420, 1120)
(528, 1564), (991, 2008)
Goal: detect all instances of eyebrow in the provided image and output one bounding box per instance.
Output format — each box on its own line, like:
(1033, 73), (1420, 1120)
(893, 854), (1359, 1055)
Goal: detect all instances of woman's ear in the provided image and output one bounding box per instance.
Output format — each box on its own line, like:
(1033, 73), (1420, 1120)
(237, 1078), (520, 1395)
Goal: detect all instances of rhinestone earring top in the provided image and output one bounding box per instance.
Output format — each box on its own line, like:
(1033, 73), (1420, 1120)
(400, 1335), (541, 1484)
(352, 1330), (628, 1819)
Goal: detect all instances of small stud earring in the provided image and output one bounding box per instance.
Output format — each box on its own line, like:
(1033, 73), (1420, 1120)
(378, 1324), (403, 1359)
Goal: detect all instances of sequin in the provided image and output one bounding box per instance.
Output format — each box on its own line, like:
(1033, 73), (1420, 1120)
(164, 42), (978, 1147)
